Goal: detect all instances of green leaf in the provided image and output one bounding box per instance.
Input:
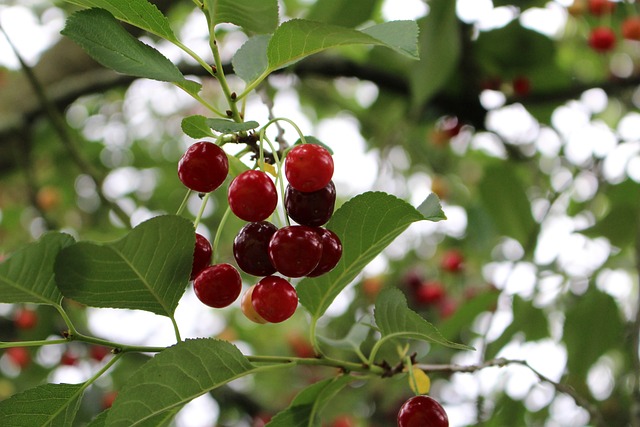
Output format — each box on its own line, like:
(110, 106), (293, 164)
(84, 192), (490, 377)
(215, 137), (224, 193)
(232, 35), (271, 82)
(266, 376), (353, 427)
(54, 215), (194, 317)
(409, 0), (461, 106)
(204, 0), (279, 34)
(267, 19), (419, 73)
(105, 339), (256, 426)
(0, 232), (74, 306)
(298, 192), (434, 320)
(181, 115), (216, 139)
(374, 288), (472, 351)
(205, 118), (260, 133)
(478, 162), (535, 247)
(293, 136), (334, 155)
(417, 193), (446, 221)
(306, 0), (381, 27)
(64, 0), (179, 41)
(61, 9), (199, 89)
(0, 383), (84, 426)
(318, 315), (372, 353)
(581, 204), (639, 248)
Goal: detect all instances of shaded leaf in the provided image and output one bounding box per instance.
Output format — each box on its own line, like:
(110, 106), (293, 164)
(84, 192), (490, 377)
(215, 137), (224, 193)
(0, 232), (74, 306)
(374, 288), (472, 350)
(232, 35), (271, 82)
(306, 0), (381, 27)
(55, 215), (194, 317)
(0, 383), (84, 427)
(204, 0), (279, 34)
(318, 315), (372, 353)
(206, 118), (260, 133)
(298, 192), (432, 320)
(417, 193), (446, 221)
(181, 115), (215, 139)
(106, 339), (256, 426)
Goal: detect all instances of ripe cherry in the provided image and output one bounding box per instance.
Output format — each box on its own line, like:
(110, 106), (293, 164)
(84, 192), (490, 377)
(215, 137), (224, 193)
(588, 0), (614, 16)
(14, 307), (38, 330)
(284, 181), (336, 227)
(588, 27), (616, 52)
(241, 285), (267, 324)
(228, 170), (278, 222)
(193, 263), (242, 308)
(440, 249), (464, 273)
(5, 347), (30, 369)
(307, 228), (342, 277)
(416, 281), (446, 305)
(190, 233), (212, 280)
(622, 17), (640, 41)
(60, 351), (78, 366)
(89, 345), (111, 362)
(268, 225), (323, 277)
(102, 391), (118, 409)
(178, 141), (229, 193)
(285, 144), (334, 192)
(512, 76), (531, 96)
(397, 395), (449, 427)
(233, 221), (278, 276)
(251, 276), (298, 323)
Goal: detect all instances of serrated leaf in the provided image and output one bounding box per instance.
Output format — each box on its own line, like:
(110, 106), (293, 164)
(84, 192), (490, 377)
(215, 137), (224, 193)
(318, 315), (372, 353)
(374, 288), (472, 351)
(61, 9), (196, 88)
(0, 232), (74, 306)
(54, 215), (194, 317)
(205, 118), (260, 133)
(0, 383), (84, 426)
(204, 0), (278, 34)
(409, 0), (460, 106)
(232, 35), (271, 82)
(293, 136), (333, 155)
(181, 115), (216, 139)
(267, 19), (419, 73)
(417, 193), (446, 221)
(298, 192), (433, 320)
(105, 339), (256, 426)
(64, 0), (178, 41)
(266, 376), (353, 427)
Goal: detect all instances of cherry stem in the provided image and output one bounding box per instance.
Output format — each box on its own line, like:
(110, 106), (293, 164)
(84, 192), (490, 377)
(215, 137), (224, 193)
(212, 206), (232, 264)
(193, 192), (211, 230)
(246, 354), (384, 376)
(176, 189), (192, 216)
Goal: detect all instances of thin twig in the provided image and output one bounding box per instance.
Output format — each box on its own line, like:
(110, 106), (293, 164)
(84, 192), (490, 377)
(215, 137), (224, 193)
(632, 216), (640, 427)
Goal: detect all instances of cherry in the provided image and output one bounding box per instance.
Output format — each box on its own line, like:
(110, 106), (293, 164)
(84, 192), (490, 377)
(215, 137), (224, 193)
(285, 144), (334, 192)
(588, 0), (614, 16)
(397, 395), (449, 427)
(102, 391), (118, 409)
(60, 351), (78, 366)
(440, 249), (464, 273)
(307, 228), (342, 277)
(233, 221), (278, 276)
(228, 170), (278, 222)
(588, 27), (616, 52)
(178, 141), (229, 193)
(330, 415), (356, 427)
(6, 347), (30, 369)
(284, 181), (336, 227)
(193, 263), (242, 308)
(286, 332), (315, 358)
(241, 285), (267, 324)
(14, 307), (38, 330)
(190, 233), (212, 280)
(512, 76), (531, 96)
(416, 281), (446, 305)
(251, 276), (298, 323)
(438, 298), (458, 319)
(89, 345), (111, 362)
(622, 17), (640, 41)
(268, 225), (323, 277)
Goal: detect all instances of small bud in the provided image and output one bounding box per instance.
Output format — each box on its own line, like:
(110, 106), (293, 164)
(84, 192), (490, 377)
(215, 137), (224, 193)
(231, 92), (237, 100)
(226, 110), (233, 117)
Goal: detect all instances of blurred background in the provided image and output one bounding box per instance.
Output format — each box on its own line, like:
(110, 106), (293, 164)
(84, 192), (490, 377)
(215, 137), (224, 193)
(1, 0), (640, 426)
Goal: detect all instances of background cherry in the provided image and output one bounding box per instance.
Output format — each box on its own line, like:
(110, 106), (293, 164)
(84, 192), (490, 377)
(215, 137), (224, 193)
(440, 249), (464, 273)
(622, 17), (640, 41)
(233, 221), (278, 276)
(307, 228), (342, 277)
(284, 144), (334, 192)
(194, 263), (242, 308)
(397, 395), (449, 427)
(228, 170), (278, 222)
(178, 141), (229, 193)
(588, 27), (616, 52)
(284, 181), (336, 226)
(268, 225), (323, 277)
(190, 233), (212, 280)
(251, 276), (298, 323)
(14, 307), (38, 330)
(416, 281), (446, 305)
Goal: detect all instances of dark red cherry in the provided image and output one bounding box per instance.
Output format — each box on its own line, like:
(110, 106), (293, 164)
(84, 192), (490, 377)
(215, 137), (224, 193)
(268, 225), (323, 277)
(397, 395), (449, 427)
(190, 233), (212, 280)
(307, 228), (342, 277)
(233, 221), (278, 276)
(284, 181), (336, 227)
(251, 276), (298, 323)
(284, 144), (334, 192)
(193, 263), (242, 308)
(178, 141), (229, 193)
(228, 170), (278, 222)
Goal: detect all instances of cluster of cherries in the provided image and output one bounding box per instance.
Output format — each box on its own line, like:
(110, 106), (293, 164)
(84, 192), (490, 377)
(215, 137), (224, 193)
(568, 0), (640, 52)
(178, 140), (342, 324)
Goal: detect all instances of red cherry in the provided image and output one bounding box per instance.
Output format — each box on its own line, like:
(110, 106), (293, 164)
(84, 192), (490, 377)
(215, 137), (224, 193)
(14, 307), (38, 330)
(285, 144), (334, 192)
(268, 225), (323, 277)
(241, 285), (267, 324)
(251, 276), (298, 323)
(512, 76), (531, 96)
(438, 298), (458, 319)
(233, 221), (278, 276)
(102, 391), (118, 409)
(193, 263), (242, 308)
(190, 233), (212, 280)
(330, 415), (356, 427)
(416, 281), (446, 305)
(178, 141), (229, 193)
(622, 17), (640, 41)
(440, 249), (464, 273)
(228, 170), (278, 222)
(588, 0), (615, 16)
(60, 351), (78, 366)
(89, 345), (111, 362)
(588, 27), (616, 52)
(284, 181), (336, 227)
(397, 395), (449, 427)
(286, 332), (315, 358)
(6, 347), (30, 369)
(307, 228), (342, 277)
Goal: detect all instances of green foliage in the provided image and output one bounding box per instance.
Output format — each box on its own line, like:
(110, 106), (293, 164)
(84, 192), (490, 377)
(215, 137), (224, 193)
(0, 383), (83, 426)
(203, 0), (279, 34)
(181, 115), (260, 138)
